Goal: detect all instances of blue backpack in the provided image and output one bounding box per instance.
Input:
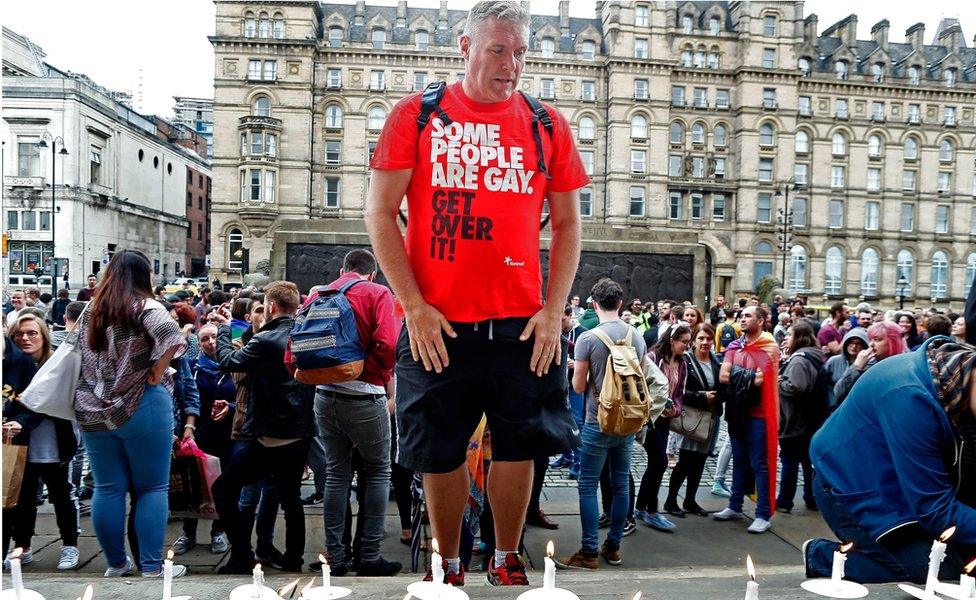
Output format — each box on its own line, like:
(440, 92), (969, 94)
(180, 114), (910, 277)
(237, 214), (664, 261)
(287, 280), (366, 385)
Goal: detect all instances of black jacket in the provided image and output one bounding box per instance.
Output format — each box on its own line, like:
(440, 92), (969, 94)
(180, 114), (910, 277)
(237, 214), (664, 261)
(215, 316), (315, 440)
(683, 352), (722, 417)
(719, 365), (757, 437)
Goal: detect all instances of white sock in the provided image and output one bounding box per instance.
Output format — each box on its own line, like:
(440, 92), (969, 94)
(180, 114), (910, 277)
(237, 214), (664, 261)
(494, 549), (516, 565)
(445, 557), (461, 574)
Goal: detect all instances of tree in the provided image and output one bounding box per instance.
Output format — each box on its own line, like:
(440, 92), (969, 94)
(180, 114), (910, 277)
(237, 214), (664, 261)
(755, 275), (779, 305)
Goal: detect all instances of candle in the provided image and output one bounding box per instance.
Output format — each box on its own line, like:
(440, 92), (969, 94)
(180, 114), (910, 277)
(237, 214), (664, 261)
(744, 555), (759, 600)
(430, 538), (444, 586)
(299, 580), (314, 599)
(163, 549), (174, 600)
(961, 558), (976, 599)
(926, 526), (956, 594)
(318, 554), (332, 593)
(277, 579), (299, 598)
(10, 547), (24, 600)
(633, 593), (642, 600)
(831, 542), (853, 583)
(252, 563), (265, 599)
(543, 541), (556, 592)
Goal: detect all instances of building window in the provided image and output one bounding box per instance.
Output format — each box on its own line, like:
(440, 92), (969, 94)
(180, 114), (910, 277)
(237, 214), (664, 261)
(250, 131), (264, 155)
(252, 95), (271, 116)
(897, 250), (914, 295)
(871, 101), (884, 120)
(759, 123), (774, 146)
(630, 115), (647, 139)
(967, 253), (976, 292)
(709, 16), (721, 36)
(763, 15), (777, 36)
(762, 88), (776, 109)
(691, 193), (703, 219)
(579, 116), (595, 140)
(580, 150), (594, 175)
(714, 156), (726, 178)
(265, 133), (277, 157)
(714, 124), (727, 147)
(908, 103), (921, 123)
(681, 49), (693, 67)
(681, 15), (693, 34)
(671, 85), (685, 106)
(634, 38), (648, 59)
(939, 139), (954, 162)
(872, 63), (884, 83)
(635, 5), (649, 27)
(758, 158), (773, 182)
(836, 61), (848, 80)
(412, 72), (428, 91)
(540, 79), (555, 99)
(754, 241), (774, 288)
(932, 251), (949, 298)
(325, 105), (343, 128)
(325, 68), (342, 89)
(936, 204), (950, 233)
(579, 187), (593, 216)
(757, 192), (772, 222)
(370, 70), (385, 91)
(248, 59), (261, 80)
(6, 210), (18, 230)
(793, 197), (807, 227)
(789, 246), (806, 291)
(669, 121), (684, 145)
(835, 99), (848, 118)
(325, 140), (341, 165)
(762, 48), (775, 69)
(795, 131), (809, 154)
(263, 171), (276, 202)
(944, 68), (957, 88)
(581, 40), (596, 60)
(329, 27), (343, 48)
(796, 96), (811, 117)
(707, 51), (719, 68)
(829, 199), (844, 228)
(692, 156), (704, 178)
(249, 169), (261, 201)
(415, 30), (429, 51)
(630, 186), (646, 217)
(244, 12), (256, 37)
(581, 80), (595, 101)
(634, 79), (648, 99)
(900, 202), (915, 231)
(540, 38), (555, 58)
(904, 138), (919, 160)
(371, 28), (386, 50)
(90, 148), (102, 184)
(325, 177), (341, 208)
(273, 13), (284, 38)
(258, 12), (270, 38)
(668, 154), (683, 177)
(861, 248), (879, 296)
(908, 65), (920, 85)
(17, 141), (40, 177)
(694, 49), (705, 68)
(868, 135), (882, 157)
(798, 57), (811, 76)
(366, 106), (387, 130)
(716, 89), (730, 108)
(972, 206), (976, 234)
(794, 163), (808, 186)
(938, 172), (952, 194)
(713, 194), (726, 220)
(832, 133), (847, 156)
(825, 247), (844, 295)
(865, 201), (880, 230)
(691, 122), (705, 144)
(631, 150), (646, 174)
(228, 229), (244, 269)
(867, 168), (881, 192)
(668, 191), (682, 219)
(831, 166), (845, 189)
(261, 60), (276, 81)
(694, 87), (707, 107)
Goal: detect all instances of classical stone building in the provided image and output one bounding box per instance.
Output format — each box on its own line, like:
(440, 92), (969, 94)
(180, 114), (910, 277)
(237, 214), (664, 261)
(210, 1), (976, 309)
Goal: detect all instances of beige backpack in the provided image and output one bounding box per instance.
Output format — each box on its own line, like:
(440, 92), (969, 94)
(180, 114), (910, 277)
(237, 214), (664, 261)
(591, 327), (652, 436)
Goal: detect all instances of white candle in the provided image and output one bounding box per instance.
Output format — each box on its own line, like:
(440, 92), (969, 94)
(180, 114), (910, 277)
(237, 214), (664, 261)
(831, 543), (853, 583)
(430, 538), (444, 586)
(10, 548), (24, 600)
(543, 541), (556, 591)
(252, 563), (264, 599)
(961, 558), (976, 600)
(318, 554), (332, 593)
(163, 550), (174, 600)
(744, 555), (759, 600)
(926, 527), (956, 594)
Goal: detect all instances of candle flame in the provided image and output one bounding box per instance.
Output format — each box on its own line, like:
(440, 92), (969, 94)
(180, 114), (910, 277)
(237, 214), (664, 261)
(277, 578), (300, 597)
(546, 540), (554, 558)
(255, 563), (263, 574)
(11, 547), (22, 559)
(299, 580), (314, 595)
(318, 553), (328, 566)
(166, 549), (175, 561)
(965, 558), (976, 575)
(83, 585), (94, 600)
(633, 593), (642, 600)
(940, 526), (957, 542)
(431, 538), (440, 555)
(746, 555), (756, 581)
(839, 542), (854, 554)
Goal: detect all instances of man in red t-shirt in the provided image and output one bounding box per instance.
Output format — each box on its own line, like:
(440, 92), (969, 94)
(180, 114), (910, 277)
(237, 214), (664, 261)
(366, 0), (586, 588)
(818, 301), (850, 357)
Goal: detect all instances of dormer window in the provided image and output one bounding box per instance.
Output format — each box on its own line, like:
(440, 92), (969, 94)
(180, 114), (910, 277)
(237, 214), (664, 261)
(709, 16), (721, 36)
(798, 57), (810, 75)
(540, 37), (555, 58)
(371, 28), (386, 50)
(835, 60), (848, 80)
(908, 65), (920, 84)
(945, 68), (957, 88)
(872, 63), (884, 83)
(581, 40), (596, 60)
(415, 31), (429, 51)
(682, 15), (693, 34)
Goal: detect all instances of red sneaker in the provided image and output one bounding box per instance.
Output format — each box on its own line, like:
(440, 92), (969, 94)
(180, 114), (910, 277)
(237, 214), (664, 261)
(486, 553), (529, 586)
(422, 559), (465, 587)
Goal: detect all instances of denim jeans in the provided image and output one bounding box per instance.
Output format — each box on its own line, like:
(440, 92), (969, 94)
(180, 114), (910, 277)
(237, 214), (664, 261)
(307, 436), (327, 496)
(635, 417), (670, 513)
(777, 435), (814, 511)
(556, 388), (585, 466)
(578, 422), (634, 553)
(805, 473), (968, 584)
(729, 417), (771, 520)
(238, 476), (279, 551)
(315, 389), (392, 565)
(82, 384), (174, 572)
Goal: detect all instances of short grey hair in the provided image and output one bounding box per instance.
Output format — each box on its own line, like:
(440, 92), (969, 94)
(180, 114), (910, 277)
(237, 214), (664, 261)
(462, 1), (530, 39)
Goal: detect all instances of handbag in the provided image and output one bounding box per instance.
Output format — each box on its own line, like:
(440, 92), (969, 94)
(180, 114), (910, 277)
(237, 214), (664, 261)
(168, 439), (222, 519)
(669, 404), (714, 444)
(2, 439), (27, 509)
(18, 303), (90, 422)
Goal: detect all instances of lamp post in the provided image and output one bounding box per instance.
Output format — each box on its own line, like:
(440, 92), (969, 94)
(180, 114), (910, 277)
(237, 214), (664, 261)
(37, 133), (69, 297)
(776, 180), (799, 291)
(897, 275), (908, 310)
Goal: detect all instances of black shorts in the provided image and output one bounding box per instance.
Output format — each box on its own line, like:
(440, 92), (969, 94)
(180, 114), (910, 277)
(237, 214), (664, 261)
(394, 317), (580, 473)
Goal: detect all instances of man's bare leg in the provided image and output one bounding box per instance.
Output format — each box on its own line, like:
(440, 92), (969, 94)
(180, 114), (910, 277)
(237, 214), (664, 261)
(488, 459), (534, 552)
(423, 465), (469, 559)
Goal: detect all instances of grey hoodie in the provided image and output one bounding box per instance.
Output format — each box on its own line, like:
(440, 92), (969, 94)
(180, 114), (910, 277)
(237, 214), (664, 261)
(826, 327), (872, 407)
(778, 345), (827, 438)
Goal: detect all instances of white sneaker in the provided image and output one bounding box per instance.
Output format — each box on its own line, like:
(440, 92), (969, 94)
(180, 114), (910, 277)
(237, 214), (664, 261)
(211, 533), (229, 554)
(3, 548), (34, 570)
(104, 555), (134, 577)
(712, 508), (744, 521)
(748, 518), (772, 534)
(58, 546), (80, 570)
(143, 564), (188, 578)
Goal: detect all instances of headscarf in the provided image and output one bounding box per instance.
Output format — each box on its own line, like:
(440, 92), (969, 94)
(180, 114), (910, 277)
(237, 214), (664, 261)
(925, 336), (976, 429)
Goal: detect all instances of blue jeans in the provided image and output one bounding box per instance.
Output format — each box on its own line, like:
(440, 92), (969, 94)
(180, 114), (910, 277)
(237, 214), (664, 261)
(82, 384), (174, 572)
(729, 417), (771, 520)
(805, 473), (967, 584)
(238, 476), (278, 551)
(315, 389), (391, 565)
(557, 388), (585, 467)
(777, 435), (814, 511)
(578, 422), (634, 553)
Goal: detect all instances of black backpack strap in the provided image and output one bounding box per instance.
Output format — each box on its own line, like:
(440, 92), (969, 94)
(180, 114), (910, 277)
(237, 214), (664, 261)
(337, 278), (366, 294)
(416, 81), (451, 133)
(518, 91), (553, 182)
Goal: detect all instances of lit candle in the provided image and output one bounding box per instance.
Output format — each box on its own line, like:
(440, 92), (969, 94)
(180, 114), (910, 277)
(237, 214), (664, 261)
(252, 563), (265, 599)
(318, 554), (332, 594)
(926, 527), (956, 595)
(430, 538), (444, 586)
(960, 558), (976, 600)
(744, 555), (759, 600)
(831, 542), (853, 583)
(10, 547), (25, 600)
(163, 549), (174, 600)
(277, 579), (299, 598)
(543, 541), (556, 592)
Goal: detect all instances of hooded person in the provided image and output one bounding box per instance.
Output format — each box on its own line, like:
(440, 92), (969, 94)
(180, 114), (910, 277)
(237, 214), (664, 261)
(833, 321), (906, 406)
(824, 328), (868, 410)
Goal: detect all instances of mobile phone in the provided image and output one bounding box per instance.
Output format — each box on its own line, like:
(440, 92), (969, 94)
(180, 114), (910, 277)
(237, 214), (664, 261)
(664, 399), (675, 411)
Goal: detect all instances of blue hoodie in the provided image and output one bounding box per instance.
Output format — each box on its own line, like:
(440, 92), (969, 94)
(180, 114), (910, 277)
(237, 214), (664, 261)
(810, 337), (976, 546)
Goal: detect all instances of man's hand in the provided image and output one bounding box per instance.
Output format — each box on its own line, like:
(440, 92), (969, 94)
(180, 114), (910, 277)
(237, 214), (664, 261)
(853, 348), (875, 370)
(181, 428), (194, 442)
(404, 303), (456, 373)
(2, 421), (22, 441)
(705, 390), (717, 403)
(209, 307), (230, 326)
(520, 307), (563, 377)
(753, 369), (764, 386)
(212, 399), (230, 421)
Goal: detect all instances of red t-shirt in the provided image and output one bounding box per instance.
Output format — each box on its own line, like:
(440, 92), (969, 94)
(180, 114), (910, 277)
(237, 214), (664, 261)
(370, 83), (589, 323)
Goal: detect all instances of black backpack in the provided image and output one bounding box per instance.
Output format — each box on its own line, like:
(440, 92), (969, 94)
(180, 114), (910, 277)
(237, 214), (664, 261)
(795, 351), (831, 431)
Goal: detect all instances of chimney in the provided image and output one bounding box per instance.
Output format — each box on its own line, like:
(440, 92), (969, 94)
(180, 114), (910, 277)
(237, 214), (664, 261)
(843, 15), (857, 48)
(804, 14), (818, 43)
(871, 19), (889, 50)
(438, 1), (448, 30)
(559, 0), (570, 35)
(937, 22), (962, 53)
(354, 1), (365, 26)
(396, 1), (407, 28)
(906, 22), (925, 51)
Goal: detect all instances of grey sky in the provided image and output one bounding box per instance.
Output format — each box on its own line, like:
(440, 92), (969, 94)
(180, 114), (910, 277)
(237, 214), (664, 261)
(1, 1), (974, 118)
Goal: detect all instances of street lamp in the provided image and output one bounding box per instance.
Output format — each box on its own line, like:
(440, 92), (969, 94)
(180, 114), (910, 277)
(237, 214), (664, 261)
(37, 133), (69, 297)
(896, 275), (908, 310)
(775, 179), (800, 291)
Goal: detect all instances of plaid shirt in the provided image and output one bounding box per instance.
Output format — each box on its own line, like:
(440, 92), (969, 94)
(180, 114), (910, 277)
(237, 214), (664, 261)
(74, 298), (186, 432)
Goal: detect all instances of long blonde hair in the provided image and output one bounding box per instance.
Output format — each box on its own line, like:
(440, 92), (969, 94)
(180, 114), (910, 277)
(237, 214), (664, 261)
(10, 313), (53, 366)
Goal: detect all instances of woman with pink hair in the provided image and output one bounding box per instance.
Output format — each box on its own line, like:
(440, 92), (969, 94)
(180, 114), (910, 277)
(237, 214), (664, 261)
(833, 321), (906, 405)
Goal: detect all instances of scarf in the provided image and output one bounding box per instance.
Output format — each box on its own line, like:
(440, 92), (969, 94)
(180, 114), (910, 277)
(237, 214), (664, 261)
(925, 337), (976, 428)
